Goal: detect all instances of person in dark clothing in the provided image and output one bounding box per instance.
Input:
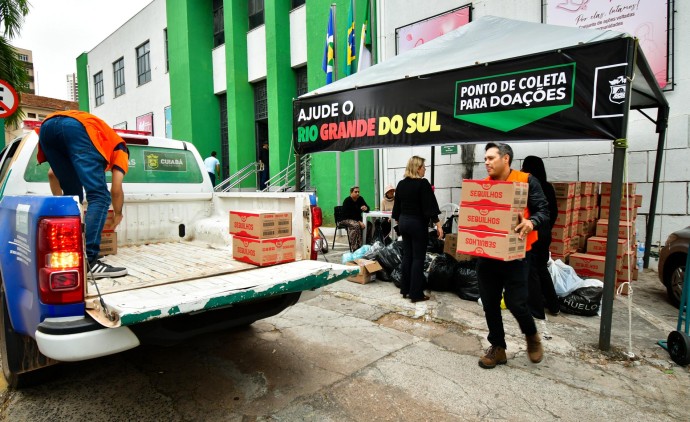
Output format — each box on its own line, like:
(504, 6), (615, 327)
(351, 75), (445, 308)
(522, 156), (561, 318)
(478, 143), (550, 369)
(259, 142), (269, 190)
(341, 186), (370, 250)
(392, 156), (443, 303)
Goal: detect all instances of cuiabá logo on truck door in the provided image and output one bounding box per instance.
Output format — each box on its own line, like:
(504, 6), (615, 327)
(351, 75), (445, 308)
(454, 63), (576, 132)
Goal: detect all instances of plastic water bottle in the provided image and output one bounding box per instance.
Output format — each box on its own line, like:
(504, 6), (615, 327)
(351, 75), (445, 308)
(636, 241), (645, 271)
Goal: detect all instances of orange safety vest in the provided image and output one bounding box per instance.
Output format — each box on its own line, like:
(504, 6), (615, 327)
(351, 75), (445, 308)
(37, 110), (129, 174)
(487, 169), (538, 251)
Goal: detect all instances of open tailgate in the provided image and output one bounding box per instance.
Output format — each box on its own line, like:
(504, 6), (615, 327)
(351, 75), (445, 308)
(86, 260), (358, 327)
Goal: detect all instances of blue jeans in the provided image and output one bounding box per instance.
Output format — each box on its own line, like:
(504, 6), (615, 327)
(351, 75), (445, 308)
(477, 255), (537, 349)
(39, 116), (110, 263)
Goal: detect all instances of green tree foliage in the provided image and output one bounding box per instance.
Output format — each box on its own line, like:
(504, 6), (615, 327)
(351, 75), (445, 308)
(0, 0), (30, 127)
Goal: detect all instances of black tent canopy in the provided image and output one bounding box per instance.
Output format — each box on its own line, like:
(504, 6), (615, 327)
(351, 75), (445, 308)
(293, 16), (669, 349)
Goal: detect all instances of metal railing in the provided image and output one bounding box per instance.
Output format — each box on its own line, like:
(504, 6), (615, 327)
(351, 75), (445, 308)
(215, 162), (261, 192)
(262, 154), (312, 192)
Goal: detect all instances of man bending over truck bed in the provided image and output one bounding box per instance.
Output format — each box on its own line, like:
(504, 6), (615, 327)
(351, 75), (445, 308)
(38, 110), (129, 279)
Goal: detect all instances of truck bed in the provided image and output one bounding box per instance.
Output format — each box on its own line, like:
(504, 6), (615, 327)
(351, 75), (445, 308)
(85, 241), (357, 328)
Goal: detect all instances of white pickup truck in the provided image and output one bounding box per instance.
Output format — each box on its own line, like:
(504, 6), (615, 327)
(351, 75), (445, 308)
(0, 130), (355, 387)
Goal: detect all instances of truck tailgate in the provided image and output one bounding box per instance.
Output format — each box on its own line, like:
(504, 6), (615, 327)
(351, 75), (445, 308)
(85, 243), (357, 327)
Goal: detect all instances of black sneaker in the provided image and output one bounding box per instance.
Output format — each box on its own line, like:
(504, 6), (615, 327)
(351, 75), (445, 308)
(88, 259), (128, 279)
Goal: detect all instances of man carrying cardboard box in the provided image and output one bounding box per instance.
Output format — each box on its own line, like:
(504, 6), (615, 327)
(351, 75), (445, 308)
(477, 143), (550, 369)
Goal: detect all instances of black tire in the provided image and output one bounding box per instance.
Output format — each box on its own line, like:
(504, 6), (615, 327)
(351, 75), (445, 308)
(663, 254), (685, 308)
(1, 285), (55, 388)
(668, 330), (690, 366)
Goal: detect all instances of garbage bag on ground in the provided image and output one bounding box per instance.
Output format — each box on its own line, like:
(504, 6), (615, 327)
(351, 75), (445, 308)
(427, 230), (444, 254)
(390, 268), (403, 288)
(427, 254), (457, 292)
(376, 241), (404, 273)
(559, 286), (603, 316)
(548, 259), (603, 316)
(363, 241), (386, 260)
(341, 244), (372, 264)
(454, 259), (480, 301)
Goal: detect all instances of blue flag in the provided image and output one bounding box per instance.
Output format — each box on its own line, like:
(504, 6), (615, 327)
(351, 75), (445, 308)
(322, 8), (335, 84)
(346, 0), (356, 76)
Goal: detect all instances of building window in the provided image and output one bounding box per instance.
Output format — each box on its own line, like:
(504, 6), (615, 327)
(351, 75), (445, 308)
(253, 80), (267, 120)
(17, 53), (29, 62)
(94, 71), (104, 106)
(296, 66), (308, 97)
(291, 0), (305, 9)
(27, 112), (36, 118)
(248, 0), (264, 30)
(213, 0), (224, 47)
(136, 41), (151, 86)
(164, 29), (169, 72)
(113, 57), (125, 97)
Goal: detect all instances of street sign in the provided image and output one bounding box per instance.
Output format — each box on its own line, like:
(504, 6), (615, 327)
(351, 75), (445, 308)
(0, 80), (19, 118)
(441, 145), (458, 155)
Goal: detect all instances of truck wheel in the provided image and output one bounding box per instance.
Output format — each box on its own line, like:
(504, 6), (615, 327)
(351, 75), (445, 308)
(0, 286), (53, 388)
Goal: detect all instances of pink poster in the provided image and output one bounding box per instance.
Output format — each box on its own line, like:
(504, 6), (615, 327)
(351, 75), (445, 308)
(136, 112), (153, 135)
(397, 6), (471, 54)
(546, 0), (668, 88)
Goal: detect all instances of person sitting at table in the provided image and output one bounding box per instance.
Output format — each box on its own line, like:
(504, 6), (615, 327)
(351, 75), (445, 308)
(377, 184), (396, 240)
(341, 186), (370, 251)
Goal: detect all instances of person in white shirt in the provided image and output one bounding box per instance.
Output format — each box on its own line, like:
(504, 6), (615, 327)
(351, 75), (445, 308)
(204, 151), (221, 186)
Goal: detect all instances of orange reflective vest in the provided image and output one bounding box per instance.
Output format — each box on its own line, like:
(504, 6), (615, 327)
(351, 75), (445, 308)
(487, 169), (538, 251)
(37, 110), (129, 174)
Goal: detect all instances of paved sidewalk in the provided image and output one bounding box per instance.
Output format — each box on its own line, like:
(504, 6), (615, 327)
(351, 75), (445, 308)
(310, 225), (690, 420)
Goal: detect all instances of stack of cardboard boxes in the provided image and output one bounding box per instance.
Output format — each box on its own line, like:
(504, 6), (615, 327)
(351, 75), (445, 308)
(564, 182), (641, 291)
(456, 179), (528, 261)
(99, 209), (118, 256)
(549, 181), (600, 262)
(230, 210), (296, 267)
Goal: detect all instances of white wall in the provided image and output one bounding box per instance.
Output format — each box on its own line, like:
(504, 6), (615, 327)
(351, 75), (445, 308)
(247, 26), (267, 83)
(290, 5), (307, 67)
(86, 0), (170, 137)
(377, 0), (690, 245)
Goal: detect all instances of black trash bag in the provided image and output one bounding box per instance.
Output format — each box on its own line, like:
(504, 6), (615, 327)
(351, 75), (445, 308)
(454, 259), (480, 301)
(442, 215), (457, 235)
(376, 268), (392, 282)
(427, 230), (444, 254)
(558, 286), (603, 316)
(426, 254), (457, 292)
(390, 268), (403, 288)
(377, 241), (404, 273)
(363, 240), (386, 260)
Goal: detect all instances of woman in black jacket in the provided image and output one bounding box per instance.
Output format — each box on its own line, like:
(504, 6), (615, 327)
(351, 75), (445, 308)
(521, 156), (560, 317)
(392, 156), (443, 303)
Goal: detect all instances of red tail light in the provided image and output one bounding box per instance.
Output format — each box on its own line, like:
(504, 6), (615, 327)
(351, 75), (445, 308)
(37, 217), (84, 304)
(310, 205), (323, 260)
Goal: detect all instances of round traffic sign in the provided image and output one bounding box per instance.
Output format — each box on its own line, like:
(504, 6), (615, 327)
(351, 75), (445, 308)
(0, 79), (20, 118)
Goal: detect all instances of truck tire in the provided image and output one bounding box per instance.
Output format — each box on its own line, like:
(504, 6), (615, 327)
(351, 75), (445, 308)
(0, 285), (54, 388)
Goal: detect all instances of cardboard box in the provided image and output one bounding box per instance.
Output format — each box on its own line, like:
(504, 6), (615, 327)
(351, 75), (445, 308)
(577, 208), (588, 225)
(99, 232), (117, 256)
(102, 210), (117, 232)
(586, 236), (626, 257)
(569, 253), (607, 279)
(582, 182), (594, 196)
(616, 281), (631, 295)
(599, 206), (637, 221)
(572, 196), (582, 211)
(457, 228), (526, 261)
(599, 194), (636, 208)
(552, 182), (575, 198)
(570, 235), (581, 253)
(595, 219), (635, 240)
(458, 205), (522, 234)
(554, 210), (571, 227)
(550, 252), (569, 263)
(232, 236), (296, 266)
(347, 259), (383, 284)
(549, 238), (570, 255)
(578, 234), (589, 251)
(600, 182), (636, 196)
(460, 179), (528, 209)
(443, 234), (474, 262)
(556, 197), (572, 213)
(229, 210), (292, 239)
(551, 225), (569, 243)
(634, 194), (643, 208)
